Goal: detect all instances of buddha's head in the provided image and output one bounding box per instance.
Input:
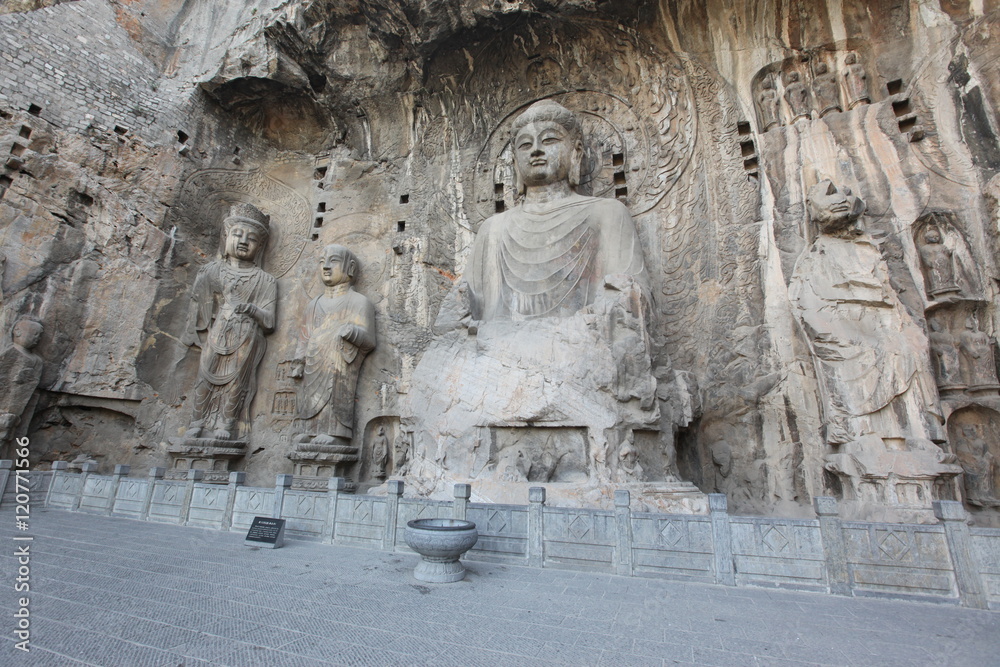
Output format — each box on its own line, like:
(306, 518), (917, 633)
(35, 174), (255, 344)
(11, 317), (42, 351)
(320, 244), (358, 287)
(223, 203), (270, 264)
(923, 226), (942, 245)
(807, 180), (866, 236)
(510, 100), (584, 193)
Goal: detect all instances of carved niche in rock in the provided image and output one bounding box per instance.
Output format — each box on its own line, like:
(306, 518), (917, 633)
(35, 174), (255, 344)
(168, 203), (277, 480)
(287, 244), (376, 489)
(842, 52), (871, 110)
(0, 317), (44, 443)
(811, 61), (842, 118)
(928, 318), (966, 392)
(789, 180), (958, 521)
(404, 100), (702, 512)
(958, 315), (1000, 394)
(947, 407), (1000, 509)
(916, 224), (962, 300)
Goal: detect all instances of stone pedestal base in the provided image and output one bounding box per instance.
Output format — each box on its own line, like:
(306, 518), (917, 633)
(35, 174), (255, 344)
(166, 437), (245, 483)
(287, 442), (359, 491)
(825, 435), (962, 524)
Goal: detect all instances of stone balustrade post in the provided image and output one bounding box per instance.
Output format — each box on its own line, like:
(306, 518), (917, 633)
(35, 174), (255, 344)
(934, 500), (988, 609)
(614, 489), (633, 577)
(528, 487), (546, 568)
(383, 479), (404, 551)
(140, 467), (165, 521)
(814, 496), (850, 595)
(107, 464), (130, 516)
(453, 483), (471, 521)
(323, 477), (347, 544)
(44, 461), (67, 508)
(709, 493), (735, 586)
(272, 474), (293, 519)
(72, 461), (98, 511)
(0, 460), (12, 506)
(181, 469), (203, 525)
(222, 471), (245, 531)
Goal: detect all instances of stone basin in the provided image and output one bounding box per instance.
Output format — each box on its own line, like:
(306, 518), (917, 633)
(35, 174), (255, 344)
(404, 518), (479, 583)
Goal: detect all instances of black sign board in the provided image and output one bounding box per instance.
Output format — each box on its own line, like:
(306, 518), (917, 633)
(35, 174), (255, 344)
(245, 516), (286, 549)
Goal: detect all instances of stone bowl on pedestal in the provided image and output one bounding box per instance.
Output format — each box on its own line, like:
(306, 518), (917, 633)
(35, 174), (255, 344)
(404, 518), (479, 583)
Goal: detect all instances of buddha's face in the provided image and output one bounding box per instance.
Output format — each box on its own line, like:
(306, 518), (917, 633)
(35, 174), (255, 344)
(513, 120), (580, 188)
(808, 180), (865, 234)
(225, 223), (263, 262)
(320, 247), (351, 287)
(924, 228), (942, 244)
(12, 321), (42, 350)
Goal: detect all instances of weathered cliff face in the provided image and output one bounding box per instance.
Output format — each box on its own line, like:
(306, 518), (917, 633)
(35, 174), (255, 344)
(2, 0), (999, 522)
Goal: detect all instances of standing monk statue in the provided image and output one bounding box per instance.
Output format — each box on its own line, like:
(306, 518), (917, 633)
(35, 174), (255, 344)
(184, 203), (276, 441)
(290, 244), (376, 448)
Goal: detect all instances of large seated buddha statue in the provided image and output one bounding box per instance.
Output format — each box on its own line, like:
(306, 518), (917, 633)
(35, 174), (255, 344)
(401, 101), (701, 511)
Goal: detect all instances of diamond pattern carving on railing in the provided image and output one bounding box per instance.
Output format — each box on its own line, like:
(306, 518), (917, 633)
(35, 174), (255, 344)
(762, 525), (790, 553)
(877, 530), (911, 561)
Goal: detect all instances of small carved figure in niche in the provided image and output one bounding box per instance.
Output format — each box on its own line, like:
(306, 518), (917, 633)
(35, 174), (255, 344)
(0, 317), (44, 442)
(959, 316), (1000, 391)
(956, 424), (997, 506)
(842, 52), (871, 110)
(393, 430), (411, 477)
(370, 425), (389, 479)
(928, 319), (966, 391)
(615, 430), (643, 483)
(783, 71), (812, 123)
(183, 203), (276, 441)
(291, 244), (376, 448)
(918, 226), (961, 299)
(812, 62), (842, 117)
(756, 75), (782, 131)
(789, 180), (942, 445)
(449, 99), (649, 322)
(709, 439), (733, 494)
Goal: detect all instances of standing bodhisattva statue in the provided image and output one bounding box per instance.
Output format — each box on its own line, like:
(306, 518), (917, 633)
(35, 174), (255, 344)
(0, 317), (44, 443)
(290, 244), (376, 448)
(184, 203), (276, 441)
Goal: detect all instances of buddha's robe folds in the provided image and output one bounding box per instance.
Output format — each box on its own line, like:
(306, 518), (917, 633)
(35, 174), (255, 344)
(190, 262), (276, 429)
(466, 194), (648, 320)
(295, 286), (376, 438)
(789, 235), (940, 444)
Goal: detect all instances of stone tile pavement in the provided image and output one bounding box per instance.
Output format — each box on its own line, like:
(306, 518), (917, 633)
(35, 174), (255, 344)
(0, 505), (997, 666)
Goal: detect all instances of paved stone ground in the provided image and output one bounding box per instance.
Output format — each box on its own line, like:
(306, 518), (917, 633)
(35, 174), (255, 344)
(0, 505), (997, 666)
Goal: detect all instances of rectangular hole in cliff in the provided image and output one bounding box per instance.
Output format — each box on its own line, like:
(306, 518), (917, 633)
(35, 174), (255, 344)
(614, 172), (626, 186)
(0, 110), (11, 120)
(737, 121), (752, 136)
(494, 183), (504, 197)
(176, 130), (189, 144)
(397, 221), (406, 233)
(113, 125), (129, 136)
(9, 143), (25, 157)
(612, 152), (624, 167)
(892, 99), (912, 116)
(887, 79), (904, 95)
(19, 126), (31, 139)
(399, 194), (409, 204)
(27, 104), (41, 116)
(740, 140), (756, 157)
(316, 202), (326, 213)
(615, 186), (628, 198)
(0, 175), (11, 198)
(898, 116), (917, 133)
(743, 157), (759, 171)
(314, 217), (323, 228)
(495, 201), (506, 213)
(314, 166), (327, 181)
(311, 232), (319, 241)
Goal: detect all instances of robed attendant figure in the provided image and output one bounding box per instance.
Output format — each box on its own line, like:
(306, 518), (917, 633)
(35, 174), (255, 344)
(291, 244), (376, 447)
(0, 317), (44, 443)
(184, 203), (276, 441)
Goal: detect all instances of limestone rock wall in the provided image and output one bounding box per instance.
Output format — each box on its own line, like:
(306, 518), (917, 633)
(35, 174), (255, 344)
(1, 0), (999, 522)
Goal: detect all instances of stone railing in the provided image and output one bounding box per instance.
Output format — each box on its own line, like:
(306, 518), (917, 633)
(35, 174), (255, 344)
(6, 461), (997, 609)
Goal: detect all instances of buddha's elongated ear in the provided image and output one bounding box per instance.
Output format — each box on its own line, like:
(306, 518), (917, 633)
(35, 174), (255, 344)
(568, 139), (584, 188)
